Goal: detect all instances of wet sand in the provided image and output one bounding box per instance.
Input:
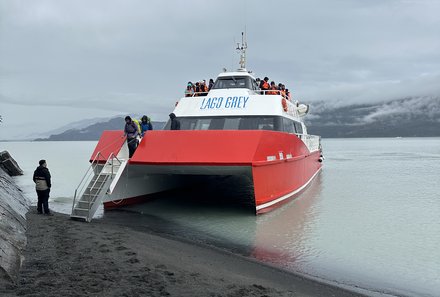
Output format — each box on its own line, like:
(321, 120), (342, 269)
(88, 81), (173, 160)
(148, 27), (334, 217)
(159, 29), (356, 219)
(1, 208), (366, 297)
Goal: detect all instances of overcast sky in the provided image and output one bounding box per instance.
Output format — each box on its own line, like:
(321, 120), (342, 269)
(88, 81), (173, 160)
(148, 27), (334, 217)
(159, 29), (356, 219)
(1, 0), (440, 139)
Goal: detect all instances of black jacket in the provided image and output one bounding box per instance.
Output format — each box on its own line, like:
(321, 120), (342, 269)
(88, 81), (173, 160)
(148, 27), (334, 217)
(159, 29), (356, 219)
(33, 166), (51, 190)
(170, 118), (181, 130)
(169, 113), (181, 130)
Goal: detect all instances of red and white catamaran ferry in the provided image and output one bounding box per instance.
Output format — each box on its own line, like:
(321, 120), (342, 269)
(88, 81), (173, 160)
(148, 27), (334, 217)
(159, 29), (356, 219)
(71, 39), (323, 222)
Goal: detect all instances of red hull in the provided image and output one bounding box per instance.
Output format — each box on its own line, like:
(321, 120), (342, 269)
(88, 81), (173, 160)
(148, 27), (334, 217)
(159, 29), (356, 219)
(97, 130), (322, 213)
(253, 151), (322, 213)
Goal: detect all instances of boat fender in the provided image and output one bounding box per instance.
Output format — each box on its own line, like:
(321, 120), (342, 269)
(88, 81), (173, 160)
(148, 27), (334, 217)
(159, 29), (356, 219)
(281, 98), (288, 112)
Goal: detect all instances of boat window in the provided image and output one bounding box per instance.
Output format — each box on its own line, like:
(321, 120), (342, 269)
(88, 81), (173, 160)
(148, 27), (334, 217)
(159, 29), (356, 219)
(211, 76), (252, 89)
(194, 118), (211, 130)
(282, 118), (295, 133)
(295, 122), (303, 134)
(282, 117), (304, 134)
(164, 116), (283, 131)
(223, 118), (240, 130)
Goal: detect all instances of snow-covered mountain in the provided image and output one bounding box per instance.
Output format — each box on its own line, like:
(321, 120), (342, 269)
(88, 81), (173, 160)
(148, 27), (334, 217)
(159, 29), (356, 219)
(34, 96), (440, 140)
(306, 96), (440, 137)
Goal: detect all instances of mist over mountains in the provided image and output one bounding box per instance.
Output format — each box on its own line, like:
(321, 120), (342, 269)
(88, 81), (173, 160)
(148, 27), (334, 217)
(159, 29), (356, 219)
(306, 96), (440, 137)
(34, 96), (440, 141)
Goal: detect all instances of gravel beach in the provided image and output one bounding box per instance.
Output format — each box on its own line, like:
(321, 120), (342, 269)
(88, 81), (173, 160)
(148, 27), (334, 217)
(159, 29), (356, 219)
(1, 208), (366, 297)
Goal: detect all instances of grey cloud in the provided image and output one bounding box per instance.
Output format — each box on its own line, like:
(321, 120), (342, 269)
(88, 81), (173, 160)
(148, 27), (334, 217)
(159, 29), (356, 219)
(1, 0), (440, 139)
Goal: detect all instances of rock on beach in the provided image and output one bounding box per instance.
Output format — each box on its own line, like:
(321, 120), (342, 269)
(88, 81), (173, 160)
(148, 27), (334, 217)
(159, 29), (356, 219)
(0, 153), (29, 286)
(0, 151), (23, 176)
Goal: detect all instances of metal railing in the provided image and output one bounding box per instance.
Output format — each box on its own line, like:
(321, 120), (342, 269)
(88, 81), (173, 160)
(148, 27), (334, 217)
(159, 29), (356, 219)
(298, 134), (321, 153)
(72, 148), (124, 216)
(72, 151), (103, 214)
(83, 152), (122, 208)
(185, 89), (292, 100)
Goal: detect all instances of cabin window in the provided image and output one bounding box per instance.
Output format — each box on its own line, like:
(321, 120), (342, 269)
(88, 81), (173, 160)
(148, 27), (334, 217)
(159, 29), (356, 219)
(193, 118), (210, 130)
(211, 76), (253, 89)
(282, 118), (295, 133)
(282, 118), (304, 134)
(223, 118), (240, 130)
(295, 122), (303, 134)
(164, 116), (282, 131)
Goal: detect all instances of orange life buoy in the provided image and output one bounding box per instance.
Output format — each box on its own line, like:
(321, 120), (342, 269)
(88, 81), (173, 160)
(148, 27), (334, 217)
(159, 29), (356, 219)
(282, 98), (288, 112)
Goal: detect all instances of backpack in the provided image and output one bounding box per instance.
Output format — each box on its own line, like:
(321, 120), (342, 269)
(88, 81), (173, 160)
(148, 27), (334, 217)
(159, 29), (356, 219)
(132, 119), (141, 133)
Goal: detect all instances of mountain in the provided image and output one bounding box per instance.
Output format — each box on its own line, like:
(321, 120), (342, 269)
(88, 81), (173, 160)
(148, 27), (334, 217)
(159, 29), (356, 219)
(305, 96), (440, 137)
(35, 117), (167, 141)
(35, 96), (440, 140)
(28, 116), (118, 140)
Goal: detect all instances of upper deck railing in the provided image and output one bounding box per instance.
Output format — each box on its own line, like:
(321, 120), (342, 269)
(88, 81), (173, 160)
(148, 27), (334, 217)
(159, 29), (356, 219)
(186, 89), (292, 100)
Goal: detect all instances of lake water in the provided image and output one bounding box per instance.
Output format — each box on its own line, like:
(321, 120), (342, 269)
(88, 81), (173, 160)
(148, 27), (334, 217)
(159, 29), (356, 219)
(1, 138), (439, 297)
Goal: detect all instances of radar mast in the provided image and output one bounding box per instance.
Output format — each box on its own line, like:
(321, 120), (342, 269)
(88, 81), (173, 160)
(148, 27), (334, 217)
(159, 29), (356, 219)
(236, 31), (247, 70)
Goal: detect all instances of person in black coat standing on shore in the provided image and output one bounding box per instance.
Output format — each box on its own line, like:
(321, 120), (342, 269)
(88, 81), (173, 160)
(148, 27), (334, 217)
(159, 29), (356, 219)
(33, 159), (52, 215)
(169, 113), (180, 130)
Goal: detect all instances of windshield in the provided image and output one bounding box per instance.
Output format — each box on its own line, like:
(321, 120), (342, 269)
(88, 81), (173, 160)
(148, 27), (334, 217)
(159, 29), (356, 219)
(211, 76), (253, 90)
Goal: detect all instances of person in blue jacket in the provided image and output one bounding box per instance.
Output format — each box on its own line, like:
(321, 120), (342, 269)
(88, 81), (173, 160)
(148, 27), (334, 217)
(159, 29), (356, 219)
(140, 115), (153, 137)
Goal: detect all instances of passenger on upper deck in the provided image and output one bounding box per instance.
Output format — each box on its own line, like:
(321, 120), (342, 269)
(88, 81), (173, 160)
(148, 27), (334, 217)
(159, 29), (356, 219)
(185, 82), (194, 97)
(280, 84), (287, 98)
(260, 77), (270, 93)
(208, 79), (214, 91)
(286, 88), (291, 100)
(194, 82), (201, 96)
(255, 78), (261, 89)
(267, 81), (279, 95)
(200, 80), (208, 96)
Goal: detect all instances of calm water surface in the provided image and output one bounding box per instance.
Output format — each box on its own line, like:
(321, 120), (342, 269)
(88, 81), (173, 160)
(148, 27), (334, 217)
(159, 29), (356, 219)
(1, 138), (439, 297)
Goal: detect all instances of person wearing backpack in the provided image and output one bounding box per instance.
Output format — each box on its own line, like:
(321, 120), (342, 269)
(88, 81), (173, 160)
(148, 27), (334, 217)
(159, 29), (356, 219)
(124, 116), (139, 158)
(140, 115), (153, 137)
(147, 117), (153, 131)
(33, 159), (52, 215)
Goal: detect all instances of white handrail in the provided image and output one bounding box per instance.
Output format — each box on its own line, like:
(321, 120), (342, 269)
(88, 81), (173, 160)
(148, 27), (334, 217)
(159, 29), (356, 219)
(86, 153), (119, 204)
(72, 152), (102, 214)
(72, 138), (125, 217)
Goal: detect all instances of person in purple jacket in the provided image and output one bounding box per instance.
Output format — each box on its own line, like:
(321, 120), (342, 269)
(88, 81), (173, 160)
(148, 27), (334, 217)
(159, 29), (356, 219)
(124, 116), (139, 158)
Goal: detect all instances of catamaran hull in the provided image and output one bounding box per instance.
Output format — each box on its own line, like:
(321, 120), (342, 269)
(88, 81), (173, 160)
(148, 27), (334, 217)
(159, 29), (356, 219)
(96, 130), (322, 213)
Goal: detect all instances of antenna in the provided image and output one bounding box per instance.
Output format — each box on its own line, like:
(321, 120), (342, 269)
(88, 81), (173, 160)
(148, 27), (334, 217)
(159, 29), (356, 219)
(236, 31), (247, 69)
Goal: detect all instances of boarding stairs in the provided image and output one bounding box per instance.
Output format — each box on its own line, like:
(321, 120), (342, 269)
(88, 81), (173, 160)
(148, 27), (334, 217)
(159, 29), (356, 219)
(71, 151), (128, 222)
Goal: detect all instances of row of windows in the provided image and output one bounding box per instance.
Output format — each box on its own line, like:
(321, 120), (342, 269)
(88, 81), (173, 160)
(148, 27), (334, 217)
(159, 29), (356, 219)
(164, 116), (303, 134)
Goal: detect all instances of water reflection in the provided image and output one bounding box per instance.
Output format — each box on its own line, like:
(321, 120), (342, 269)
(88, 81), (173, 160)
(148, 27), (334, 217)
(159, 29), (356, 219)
(251, 174), (322, 268)
(101, 173), (323, 272)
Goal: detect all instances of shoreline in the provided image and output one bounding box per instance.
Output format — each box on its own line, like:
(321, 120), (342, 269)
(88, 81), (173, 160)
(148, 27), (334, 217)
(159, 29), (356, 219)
(1, 208), (367, 297)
